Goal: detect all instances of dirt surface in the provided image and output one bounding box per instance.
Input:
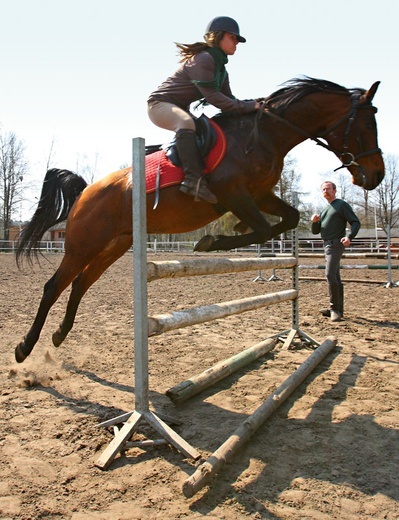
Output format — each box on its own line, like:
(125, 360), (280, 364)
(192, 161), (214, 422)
(1, 251), (398, 519)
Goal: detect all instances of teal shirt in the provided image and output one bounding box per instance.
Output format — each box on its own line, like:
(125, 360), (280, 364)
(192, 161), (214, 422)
(312, 198), (361, 241)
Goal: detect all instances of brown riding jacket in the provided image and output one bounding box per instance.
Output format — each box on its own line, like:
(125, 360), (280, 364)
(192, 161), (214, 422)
(147, 51), (257, 114)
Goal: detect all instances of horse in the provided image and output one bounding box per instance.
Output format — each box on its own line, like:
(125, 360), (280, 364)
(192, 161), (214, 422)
(14, 77), (384, 363)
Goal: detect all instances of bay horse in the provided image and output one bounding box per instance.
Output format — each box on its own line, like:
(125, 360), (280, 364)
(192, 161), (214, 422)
(15, 77), (384, 363)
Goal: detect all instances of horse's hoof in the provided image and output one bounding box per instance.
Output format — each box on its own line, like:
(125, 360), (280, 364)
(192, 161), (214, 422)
(15, 342), (28, 363)
(194, 235), (216, 252)
(52, 329), (64, 348)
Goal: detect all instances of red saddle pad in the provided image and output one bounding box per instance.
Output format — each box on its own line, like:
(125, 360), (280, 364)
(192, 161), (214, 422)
(144, 119), (226, 194)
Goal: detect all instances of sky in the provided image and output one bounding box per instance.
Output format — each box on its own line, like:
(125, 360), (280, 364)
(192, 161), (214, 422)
(1, 0), (398, 219)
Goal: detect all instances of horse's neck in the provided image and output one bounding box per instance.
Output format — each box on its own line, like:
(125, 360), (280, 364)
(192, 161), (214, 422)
(268, 93), (351, 154)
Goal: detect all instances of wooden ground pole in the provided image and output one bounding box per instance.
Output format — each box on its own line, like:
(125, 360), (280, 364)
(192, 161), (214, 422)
(182, 335), (338, 498)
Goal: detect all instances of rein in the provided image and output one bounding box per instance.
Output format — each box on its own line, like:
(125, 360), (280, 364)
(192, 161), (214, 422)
(247, 94), (381, 175)
(244, 102), (265, 154)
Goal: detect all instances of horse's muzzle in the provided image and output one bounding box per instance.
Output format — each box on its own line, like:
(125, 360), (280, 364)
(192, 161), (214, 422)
(350, 162), (384, 190)
(360, 169), (385, 190)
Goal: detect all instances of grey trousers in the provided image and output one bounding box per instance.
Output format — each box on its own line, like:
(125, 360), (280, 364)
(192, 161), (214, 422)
(324, 239), (345, 313)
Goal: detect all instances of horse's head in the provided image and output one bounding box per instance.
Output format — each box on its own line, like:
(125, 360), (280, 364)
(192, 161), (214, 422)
(260, 77), (385, 191)
(324, 81), (385, 190)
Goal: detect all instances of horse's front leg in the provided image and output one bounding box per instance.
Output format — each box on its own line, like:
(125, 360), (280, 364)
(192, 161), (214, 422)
(194, 193), (274, 252)
(256, 192), (300, 237)
(194, 191), (300, 252)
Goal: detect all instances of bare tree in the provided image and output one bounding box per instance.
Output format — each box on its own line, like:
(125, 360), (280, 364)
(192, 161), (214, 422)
(74, 152), (100, 183)
(277, 155), (311, 235)
(44, 137), (100, 184)
(371, 153), (399, 233)
(335, 170), (359, 203)
(0, 130), (29, 240)
(279, 155), (302, 206)
(45, 135), (57, 171)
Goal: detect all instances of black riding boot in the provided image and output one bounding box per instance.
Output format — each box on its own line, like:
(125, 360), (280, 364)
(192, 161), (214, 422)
(175, 129), (217, 204)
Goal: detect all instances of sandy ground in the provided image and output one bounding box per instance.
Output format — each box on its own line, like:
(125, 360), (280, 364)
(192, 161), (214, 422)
(1, 251), (398, 519)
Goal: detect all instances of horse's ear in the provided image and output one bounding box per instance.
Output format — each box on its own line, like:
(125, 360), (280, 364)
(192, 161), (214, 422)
(364, 81), (380, 102)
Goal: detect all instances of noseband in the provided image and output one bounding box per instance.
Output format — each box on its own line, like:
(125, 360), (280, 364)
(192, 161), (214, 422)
(256, 93), (381, 179)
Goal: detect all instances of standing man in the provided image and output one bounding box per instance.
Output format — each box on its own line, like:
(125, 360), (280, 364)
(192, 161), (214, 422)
(311, 181), (361, 322)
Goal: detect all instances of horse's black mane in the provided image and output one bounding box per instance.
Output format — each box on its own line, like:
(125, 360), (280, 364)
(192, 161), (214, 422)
(262, 76), (365, 111)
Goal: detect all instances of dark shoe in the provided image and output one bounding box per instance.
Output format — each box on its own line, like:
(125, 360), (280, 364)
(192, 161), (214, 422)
(331, 310), (342, 322)
(320, 309), (331, 317)
(180, 176), (217, 204)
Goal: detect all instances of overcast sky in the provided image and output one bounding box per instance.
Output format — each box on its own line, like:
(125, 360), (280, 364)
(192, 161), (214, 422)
(1, 0), (397, 217)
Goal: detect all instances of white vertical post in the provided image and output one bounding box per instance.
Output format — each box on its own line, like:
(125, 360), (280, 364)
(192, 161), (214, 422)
(132, 137), (149, 412)
(253, 243), (267, 282)
(280, 191), (319, 349)
(292, 192), (299, 329)
(95, 137), (200, 469)
(374, 207), (379, 251)
(385, 223), (395, 288)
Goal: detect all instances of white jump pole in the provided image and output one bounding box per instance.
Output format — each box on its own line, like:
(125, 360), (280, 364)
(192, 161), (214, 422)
(147, 256), (297, 281)
(148, 289), (298, 336)
(96, 138), (200, 470)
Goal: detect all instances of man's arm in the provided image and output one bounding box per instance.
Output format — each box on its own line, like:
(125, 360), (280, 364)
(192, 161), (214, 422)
(311, 214), (321, 235)
(343, 204), (361, 240)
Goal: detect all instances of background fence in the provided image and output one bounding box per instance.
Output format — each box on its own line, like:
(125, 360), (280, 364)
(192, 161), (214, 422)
(0, 237), (396, 255)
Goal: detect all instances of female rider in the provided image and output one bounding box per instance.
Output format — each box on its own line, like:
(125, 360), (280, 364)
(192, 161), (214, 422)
(147, 16), (260, 204)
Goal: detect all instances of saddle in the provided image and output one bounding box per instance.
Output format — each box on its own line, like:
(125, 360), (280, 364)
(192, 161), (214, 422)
(145, 114), (217, 165)
(143, 115), (227, 196)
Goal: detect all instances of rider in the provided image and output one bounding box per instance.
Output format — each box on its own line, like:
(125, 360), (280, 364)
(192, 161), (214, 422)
(147, 16), (261, 204)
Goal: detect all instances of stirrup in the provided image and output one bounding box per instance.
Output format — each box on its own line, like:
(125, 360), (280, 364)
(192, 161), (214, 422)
(194, 177), (217, 204)
(180, 177), (217, 204)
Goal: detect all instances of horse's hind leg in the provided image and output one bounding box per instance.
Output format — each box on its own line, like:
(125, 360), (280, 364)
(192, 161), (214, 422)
(15, 257), (86, 363)
(51, 271), (89, 348)
(52, 236), (132, 348)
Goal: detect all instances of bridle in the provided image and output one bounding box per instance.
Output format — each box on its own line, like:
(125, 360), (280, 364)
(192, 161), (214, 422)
(248, 93), (381, 176)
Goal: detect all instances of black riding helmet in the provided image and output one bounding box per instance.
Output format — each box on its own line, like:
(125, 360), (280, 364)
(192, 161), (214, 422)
(205, 16), (246, 43)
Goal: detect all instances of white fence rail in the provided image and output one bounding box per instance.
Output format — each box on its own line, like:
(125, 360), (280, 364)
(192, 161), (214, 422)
(0, 237), (395, 255)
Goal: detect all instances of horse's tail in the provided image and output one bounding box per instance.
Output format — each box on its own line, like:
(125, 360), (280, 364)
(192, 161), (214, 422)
(16, 168), (87, 266)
